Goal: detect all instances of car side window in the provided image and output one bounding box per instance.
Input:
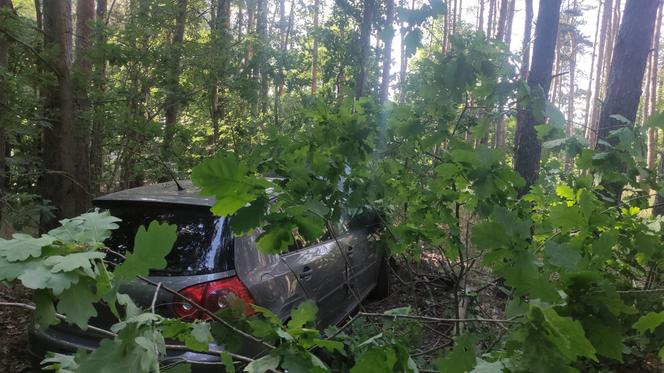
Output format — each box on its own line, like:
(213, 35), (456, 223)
(286, 224), (336, 252)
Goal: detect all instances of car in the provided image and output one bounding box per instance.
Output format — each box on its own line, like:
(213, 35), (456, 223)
(28, 180), (389, 371)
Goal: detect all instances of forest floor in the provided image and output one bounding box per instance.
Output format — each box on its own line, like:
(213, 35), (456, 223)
(0, 255), (502, 372)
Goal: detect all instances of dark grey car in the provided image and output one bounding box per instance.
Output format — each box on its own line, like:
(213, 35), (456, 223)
(28, 180), (388, 371)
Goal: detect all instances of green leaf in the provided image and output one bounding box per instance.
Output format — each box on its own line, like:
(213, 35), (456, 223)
(531, 306), (597, 362)
(44, 251), (106, 273)
(221, 351), (236, 373)
(633, 311), (664, 334)
(435, 334), (477, 373)
(0, 234), (55, 262)
(33, 290), (59, 330)
(244, 354), (280, 373)
(232, 196), (267, 235)
(544, 242), (581, 271)
(113, 221), (177, 281)
(163, 364), (192, 373)
(188, 322), (213, 351)
(192, 152), (268, 216)
(351, 347), (395, 373)
(288, 300), (318, 330)
(49, 211), (121, 243)
(257, 223), (295, 253)
(56, 280), (98, 330)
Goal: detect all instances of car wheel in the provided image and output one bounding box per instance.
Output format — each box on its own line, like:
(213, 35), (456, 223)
(368, 255), (391, 300)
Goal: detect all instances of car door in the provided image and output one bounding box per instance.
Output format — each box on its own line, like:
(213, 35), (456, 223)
(279, 236), (350, 328)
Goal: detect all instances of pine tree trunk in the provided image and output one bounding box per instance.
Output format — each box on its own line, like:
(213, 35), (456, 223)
(311, 0), (319, 94)
(495, 0), (508, 42)
(519, 0), (533, 79)
(162, 0), (188, 159)
(513, 0), (562, 193)
(380, 0), (394, 104)
(587, 0), (612, 146)
(647, 3), (662, 170)
(355, 0), (374, 98)
(478, 0), (484, 34)
(597, 0), (659, 201)
(245, 0), (256, 65)
(583, 0), (602, 136)
(504, 0), (515, 48)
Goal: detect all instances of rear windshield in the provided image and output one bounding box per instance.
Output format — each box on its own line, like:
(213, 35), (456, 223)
(102, 204), (234, 276)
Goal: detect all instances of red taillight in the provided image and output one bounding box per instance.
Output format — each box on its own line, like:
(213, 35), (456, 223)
(172, 277), (255, 321)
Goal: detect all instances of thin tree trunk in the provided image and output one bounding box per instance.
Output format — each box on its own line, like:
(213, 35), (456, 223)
(647, 2), (662, 170)
(245, 0), (256, 65)
(311, 0), (319, 94)
(90, 0), (107, 194)
(355, 0), (374, 98)
(519, 0), (533, 79)
(504, 0), (515, 48)
(583, 0), (602, 136)
(596, 0), (659, 201)
(496, 0), (508, 42)
(162, 0), (188, 159)
(478, 0), (484, 34)
(256, 0), (268, 114)
(587, 0), (612, 146)
(380, 0), (394, 104)
(487, 0), (495, 39)
(0, 0), (13, 225)
(513, 0), (562, 193)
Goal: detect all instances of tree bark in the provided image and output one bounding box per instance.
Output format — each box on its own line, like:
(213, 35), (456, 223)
(380, 0), (394, 104)
(162, 0), (188, 159)
(583, 0), (602, 136)
(495, 0), (508, 42)
(597, 0), (658, 143)
(355, 0), (374, 98)
(586, 0), (612, 146)
(519, 0), (533, 79)
(647, 3), (662, 170)
(42, 0), (89, 222)
(513, 0), (562, 193)
(90, 0), (107, 195)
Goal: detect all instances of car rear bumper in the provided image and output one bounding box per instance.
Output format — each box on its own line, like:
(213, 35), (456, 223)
(27, 327), (226, 373)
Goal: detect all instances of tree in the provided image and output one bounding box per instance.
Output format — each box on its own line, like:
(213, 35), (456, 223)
(519, 0), (533, 79)
(311, 0), (320, 94)
(90, 0), (107, 195)
(355, 0), (374, 98)
(596, 0), (659, 200)
(586, 0), (613, 146)
(646, 3), (662, 170)
(513, 0), (562, 192)
(41, 0), (91, 222)
(0, 0), (13, 224)
(597, 0), (659, 142)
(380, 0), (394, 104)
(162, 0), (188, 159)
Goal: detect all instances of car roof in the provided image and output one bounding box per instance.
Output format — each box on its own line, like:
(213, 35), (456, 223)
(93, 180), (215, 207)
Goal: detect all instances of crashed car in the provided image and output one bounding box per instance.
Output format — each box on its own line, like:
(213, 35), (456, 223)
(28, 180), (389, 370)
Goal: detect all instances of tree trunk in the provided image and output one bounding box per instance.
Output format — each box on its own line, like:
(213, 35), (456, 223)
(519, 0), (533, 79)
(380, 0), (394, 104)
(162, 0), (188, 159)
(583, 0), (602, 136)
(311, 0), (319, 94)
(487, 0), (495, 39)
(513, 0), (562, 193)
(90, 0), (107, 195)
(0, 0), (13, 225)
(210, 0), (230, 147)
(647, 3), (662, 170)
(355, 0), (374, 98)
(596, 0), (658, 200)
(587, 0), (612, 146)
(478, 0), (484, 34)
(42, 0), (89, 222)
(256, 0), (268, 114)
(245, 0), (256, 65)
(597, 0), (658, 142)
(504, 0), (515, 48)
(72, 0), (94, 199)
(495, 0), (508, 42)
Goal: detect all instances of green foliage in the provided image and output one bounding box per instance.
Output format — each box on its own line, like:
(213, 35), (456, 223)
(112, 221), (177, 281)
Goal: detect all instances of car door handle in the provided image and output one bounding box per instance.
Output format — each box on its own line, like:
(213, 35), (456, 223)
(347, 246), (353, 258)
(299, 266), (313, 280)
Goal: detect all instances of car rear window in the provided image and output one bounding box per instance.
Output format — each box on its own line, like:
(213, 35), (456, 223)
(101, 204), (234, 276)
